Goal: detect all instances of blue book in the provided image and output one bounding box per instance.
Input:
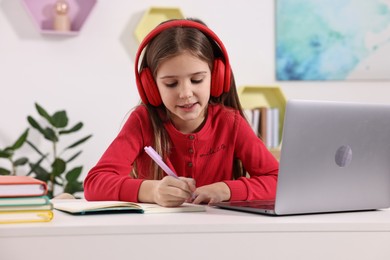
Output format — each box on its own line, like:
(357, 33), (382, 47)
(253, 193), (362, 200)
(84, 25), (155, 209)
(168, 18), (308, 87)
(0, 196), (51, 207)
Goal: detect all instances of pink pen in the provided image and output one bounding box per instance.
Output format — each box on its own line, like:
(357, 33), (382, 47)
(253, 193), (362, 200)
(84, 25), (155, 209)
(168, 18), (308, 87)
(144, 146), (196, 200)
(144, 146), (178, 178)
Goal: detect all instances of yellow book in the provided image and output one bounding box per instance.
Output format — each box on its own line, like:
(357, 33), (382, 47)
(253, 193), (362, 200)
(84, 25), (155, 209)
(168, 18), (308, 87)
(52, 199), (206, 215)
(0, 210), (53, 224)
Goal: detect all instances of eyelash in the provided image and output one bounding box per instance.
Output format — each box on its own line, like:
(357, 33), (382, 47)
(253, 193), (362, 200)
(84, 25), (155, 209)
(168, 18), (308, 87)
(165, 79), (203, 88)
(165, 83), (177, 88)
(192, 79), (203, 84)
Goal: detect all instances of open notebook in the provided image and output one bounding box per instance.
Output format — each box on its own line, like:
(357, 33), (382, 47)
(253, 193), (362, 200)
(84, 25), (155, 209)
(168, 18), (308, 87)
(52, 199), (205, 215)
(213, 99), (390, 215)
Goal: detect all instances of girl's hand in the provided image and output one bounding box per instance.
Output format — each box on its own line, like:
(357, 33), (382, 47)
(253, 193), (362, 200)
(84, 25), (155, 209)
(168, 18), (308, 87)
(153, 176), (196, 207)
(191, 182), (231, 205)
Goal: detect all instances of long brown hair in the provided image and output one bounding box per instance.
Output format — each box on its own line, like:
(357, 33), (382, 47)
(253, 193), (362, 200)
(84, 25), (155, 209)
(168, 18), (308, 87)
(136, 19), (247, 180)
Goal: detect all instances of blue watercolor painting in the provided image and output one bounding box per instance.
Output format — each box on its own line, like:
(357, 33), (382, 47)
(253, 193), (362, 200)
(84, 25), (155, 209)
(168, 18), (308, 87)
(276, 0), (390, 80)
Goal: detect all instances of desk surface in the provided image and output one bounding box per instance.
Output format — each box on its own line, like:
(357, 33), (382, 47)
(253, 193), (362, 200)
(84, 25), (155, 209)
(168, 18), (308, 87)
(1, 206), (390, 260)
(2, 206), (390, 236)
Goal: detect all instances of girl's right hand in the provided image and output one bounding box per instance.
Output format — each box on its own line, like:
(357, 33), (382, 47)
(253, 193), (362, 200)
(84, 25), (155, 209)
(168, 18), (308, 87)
(153, 176), (196, 207)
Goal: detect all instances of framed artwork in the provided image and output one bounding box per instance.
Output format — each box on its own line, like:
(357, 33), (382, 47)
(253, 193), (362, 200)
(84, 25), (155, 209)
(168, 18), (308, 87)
(276, 0), (390, 80)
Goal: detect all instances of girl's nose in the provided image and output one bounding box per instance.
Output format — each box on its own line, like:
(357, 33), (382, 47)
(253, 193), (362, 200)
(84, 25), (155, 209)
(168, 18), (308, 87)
(179, 81), (193, 99)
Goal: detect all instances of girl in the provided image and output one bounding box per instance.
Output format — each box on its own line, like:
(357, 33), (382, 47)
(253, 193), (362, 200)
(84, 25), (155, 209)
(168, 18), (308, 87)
(84, 19), (279, 207)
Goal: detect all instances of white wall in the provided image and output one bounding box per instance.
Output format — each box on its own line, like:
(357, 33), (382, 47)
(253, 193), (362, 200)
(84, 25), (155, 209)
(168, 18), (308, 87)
(1, 0), (389, 185)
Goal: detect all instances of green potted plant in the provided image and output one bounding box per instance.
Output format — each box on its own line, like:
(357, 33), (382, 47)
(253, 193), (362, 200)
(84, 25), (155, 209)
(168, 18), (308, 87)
(26, 103), (92, 198)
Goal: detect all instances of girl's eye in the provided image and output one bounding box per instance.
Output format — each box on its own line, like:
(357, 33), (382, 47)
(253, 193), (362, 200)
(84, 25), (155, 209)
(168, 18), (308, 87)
(165, 82), (177, 88)
(191, 79), (203, 84)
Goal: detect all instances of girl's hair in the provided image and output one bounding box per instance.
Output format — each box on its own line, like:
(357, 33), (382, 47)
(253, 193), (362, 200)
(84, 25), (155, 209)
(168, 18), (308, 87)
(134, 18), (247, 180)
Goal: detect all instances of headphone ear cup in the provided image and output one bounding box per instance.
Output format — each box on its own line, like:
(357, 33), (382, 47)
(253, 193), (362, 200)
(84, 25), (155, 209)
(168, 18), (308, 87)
(224, 66), (231, 93)
(140, 68), (162, 106)
(211, 58), (225, 97)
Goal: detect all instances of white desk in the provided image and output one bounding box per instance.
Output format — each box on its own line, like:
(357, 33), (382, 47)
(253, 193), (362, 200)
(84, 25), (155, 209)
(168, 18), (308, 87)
(1, 207), (390, 260)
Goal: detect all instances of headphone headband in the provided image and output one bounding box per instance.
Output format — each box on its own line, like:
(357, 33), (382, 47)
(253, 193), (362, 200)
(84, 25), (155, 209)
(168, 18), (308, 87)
(134, 19), (231, 106)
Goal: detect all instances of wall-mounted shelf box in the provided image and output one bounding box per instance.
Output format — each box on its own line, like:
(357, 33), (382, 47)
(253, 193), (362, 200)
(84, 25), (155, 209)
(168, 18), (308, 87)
(134, 7), (185, 43)
(21, 0), (97, 36)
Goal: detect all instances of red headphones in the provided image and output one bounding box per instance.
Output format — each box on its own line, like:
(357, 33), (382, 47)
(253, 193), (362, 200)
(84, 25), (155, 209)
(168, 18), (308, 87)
(134, 20), (231, 106)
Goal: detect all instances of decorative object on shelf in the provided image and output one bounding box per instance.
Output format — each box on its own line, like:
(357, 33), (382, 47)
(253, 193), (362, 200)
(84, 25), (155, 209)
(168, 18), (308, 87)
(26, 103), (92, 198)
(21, 0), (97, 36)
(53, 0), (71, 31)
(134, 7), (185, 43)
(238, 86), (286, 160)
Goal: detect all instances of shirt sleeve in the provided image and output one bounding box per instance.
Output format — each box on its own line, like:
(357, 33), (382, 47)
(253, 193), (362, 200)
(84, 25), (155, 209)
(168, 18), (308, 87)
(84, 106), (150, 202)
(223, 113), (279, 201)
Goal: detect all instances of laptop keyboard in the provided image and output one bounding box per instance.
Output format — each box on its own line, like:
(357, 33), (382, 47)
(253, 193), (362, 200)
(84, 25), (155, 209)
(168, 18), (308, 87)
(228, 200), (275, 209)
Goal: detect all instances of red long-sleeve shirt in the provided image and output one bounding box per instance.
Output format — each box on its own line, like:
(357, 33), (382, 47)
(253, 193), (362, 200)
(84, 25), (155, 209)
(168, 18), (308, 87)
(84, 104), (279, 202)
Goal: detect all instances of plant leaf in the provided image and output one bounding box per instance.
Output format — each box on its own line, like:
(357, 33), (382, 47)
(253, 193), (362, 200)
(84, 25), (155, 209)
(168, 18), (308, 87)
(0, 167), (11, 175)
(28, 162), (50, 182)
(26, 140), (45, 156)
(64, 180), (84, 194)
(51, 158), (66, 176)
(52, 111), (68, 128)
(27, 116), (45, 135)
(27, 155), (47, 175)
(11, 129), (29, 150)
(14, 157), (29, 166)
(0, 150), (12, 158)
(66, 166), (82, 182)
(64, 134), (92, 150)
(42, 127), (58, 142)
(66, 151), (82, 163)
(35, 103), (53, 125)
(59, 122), (83, 135)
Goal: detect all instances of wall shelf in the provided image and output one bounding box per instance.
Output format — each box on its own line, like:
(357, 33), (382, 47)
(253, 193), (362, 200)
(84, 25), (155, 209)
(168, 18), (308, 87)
(238, 86), (287, 160)
(134, 7), (185, 43)
(21, 0), (97, 36)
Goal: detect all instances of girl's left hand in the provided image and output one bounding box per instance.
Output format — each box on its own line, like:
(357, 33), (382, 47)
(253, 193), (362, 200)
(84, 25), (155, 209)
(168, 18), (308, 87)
(191, 182), (231, 205)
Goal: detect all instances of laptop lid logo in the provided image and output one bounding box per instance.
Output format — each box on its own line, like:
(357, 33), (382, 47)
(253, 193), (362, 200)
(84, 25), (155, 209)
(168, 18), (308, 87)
(335, 145), (353, 167)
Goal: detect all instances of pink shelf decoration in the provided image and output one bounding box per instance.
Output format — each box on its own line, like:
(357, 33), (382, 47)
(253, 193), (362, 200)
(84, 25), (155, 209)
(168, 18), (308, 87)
(21, 0), (97, 36)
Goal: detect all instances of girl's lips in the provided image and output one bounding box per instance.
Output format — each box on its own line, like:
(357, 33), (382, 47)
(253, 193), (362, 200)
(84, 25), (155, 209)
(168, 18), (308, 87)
(177, 102), (198, 111)
(178, 102), (197, 108)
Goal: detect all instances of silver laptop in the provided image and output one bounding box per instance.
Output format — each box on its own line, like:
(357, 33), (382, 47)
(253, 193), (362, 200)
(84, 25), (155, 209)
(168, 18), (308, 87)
(214, 99), (390, 215)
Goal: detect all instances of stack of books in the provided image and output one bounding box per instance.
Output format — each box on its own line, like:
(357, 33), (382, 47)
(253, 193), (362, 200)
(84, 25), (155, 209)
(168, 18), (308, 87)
(0, 175), (53, 224)
(244, 107), (280, 148)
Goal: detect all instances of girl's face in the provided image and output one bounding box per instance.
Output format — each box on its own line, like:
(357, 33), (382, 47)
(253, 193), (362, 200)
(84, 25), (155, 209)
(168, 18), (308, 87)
(155, 52), (211, 133)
